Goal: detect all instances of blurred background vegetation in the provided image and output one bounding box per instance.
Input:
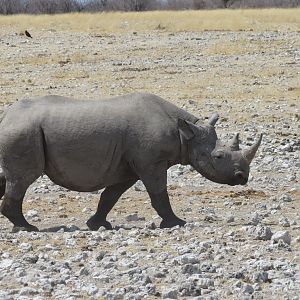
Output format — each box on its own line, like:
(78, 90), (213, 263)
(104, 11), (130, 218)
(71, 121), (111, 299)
(0, 0), (299, 15)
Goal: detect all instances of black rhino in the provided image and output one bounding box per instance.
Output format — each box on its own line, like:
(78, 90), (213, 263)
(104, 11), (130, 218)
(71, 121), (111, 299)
(0, 93), (262, 232)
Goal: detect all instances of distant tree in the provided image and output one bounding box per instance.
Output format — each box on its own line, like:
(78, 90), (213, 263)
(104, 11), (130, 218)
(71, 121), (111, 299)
(58, 0), (82, 13)
(0, 0), (23, 14)
(83, 0), (108, 12)
(222, 0), (235, 7)
(164, 0), (194, 10)
(130, 0), (151, 11)
(0, 0), (299, 14)
(230, 0), (300, 8)
(26, 0), (57, 14)
(193, 0), (206, 9)
(108, 0), (153, 11)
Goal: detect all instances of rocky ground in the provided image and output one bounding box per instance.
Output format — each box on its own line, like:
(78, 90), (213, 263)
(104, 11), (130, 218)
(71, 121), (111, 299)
(0, 25), (299, 299)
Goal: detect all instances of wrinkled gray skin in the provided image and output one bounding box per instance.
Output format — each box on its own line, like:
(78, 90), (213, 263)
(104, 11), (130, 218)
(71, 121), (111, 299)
(0, 93), (262, 232)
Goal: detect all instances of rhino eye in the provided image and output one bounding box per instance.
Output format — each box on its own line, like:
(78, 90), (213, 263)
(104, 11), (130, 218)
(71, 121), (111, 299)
(214, 152), (224, 159)
(200, 152), (207, 157)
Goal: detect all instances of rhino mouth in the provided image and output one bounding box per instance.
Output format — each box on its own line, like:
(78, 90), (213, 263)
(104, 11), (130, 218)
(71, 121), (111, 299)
(216, 171), (248, 186)
(231, 171), (248, 186)
(196, 162), (248, 186)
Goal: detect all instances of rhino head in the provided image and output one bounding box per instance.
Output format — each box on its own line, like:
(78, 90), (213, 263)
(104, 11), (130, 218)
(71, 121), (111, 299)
(178, 113), (262, 186)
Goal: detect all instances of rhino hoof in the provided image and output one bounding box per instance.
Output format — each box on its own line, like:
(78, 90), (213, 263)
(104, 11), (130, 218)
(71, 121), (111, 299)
(86, 217), (113, 231)
(160, 218), (186, 229)
(12, 225), (39, 233)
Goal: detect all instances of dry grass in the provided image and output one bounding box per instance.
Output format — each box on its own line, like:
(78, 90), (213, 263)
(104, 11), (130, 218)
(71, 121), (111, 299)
(0, 9), (298, 119)
(0, 9), (300, 33)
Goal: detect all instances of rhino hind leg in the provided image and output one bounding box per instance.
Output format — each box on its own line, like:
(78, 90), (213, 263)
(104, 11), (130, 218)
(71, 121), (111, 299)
(0, 172), (6, 199)
(0, 180), (39, 232)
(86, 178), (137, 231)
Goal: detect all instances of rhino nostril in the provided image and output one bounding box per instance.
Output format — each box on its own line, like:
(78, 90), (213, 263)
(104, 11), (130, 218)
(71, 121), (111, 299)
(234, 172), (248, 185)
(235, 171), (246, 180)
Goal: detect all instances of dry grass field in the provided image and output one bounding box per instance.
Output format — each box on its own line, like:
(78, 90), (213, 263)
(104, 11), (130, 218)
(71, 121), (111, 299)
(0, 9), (299, 299)
(0, 10), (299, 112)
(0, 9), (300, 33)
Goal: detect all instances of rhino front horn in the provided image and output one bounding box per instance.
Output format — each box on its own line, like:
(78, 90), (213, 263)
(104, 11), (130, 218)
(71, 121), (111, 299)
(243, 133), (263, 164)
(208, 112), (219, 126)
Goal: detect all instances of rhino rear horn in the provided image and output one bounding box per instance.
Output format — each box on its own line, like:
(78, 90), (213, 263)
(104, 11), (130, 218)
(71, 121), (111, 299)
(230, 133), (240, 151)
(208, 112), (219, 126)
(243, 133), (263, 164)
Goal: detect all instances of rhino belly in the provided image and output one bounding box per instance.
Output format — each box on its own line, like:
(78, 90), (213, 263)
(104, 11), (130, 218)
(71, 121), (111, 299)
(44, 159), (132, 192)
(43, 140), (131, 192)
(45, 162), (101, 192)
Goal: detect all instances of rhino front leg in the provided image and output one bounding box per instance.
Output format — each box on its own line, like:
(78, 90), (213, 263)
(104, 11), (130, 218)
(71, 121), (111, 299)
(86, 178), (137, 231)
(149, 190), (186, 229)
(0, 180), (38, 232)
(139, 162), (186, 229)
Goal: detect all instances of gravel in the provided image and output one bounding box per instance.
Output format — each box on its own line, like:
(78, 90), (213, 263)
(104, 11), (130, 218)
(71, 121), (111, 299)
(0, 28), (299, 299)
(271, 231), (292, 246)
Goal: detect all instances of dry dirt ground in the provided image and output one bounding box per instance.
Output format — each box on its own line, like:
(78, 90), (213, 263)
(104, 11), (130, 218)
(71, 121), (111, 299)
(0, 19), (299, 300)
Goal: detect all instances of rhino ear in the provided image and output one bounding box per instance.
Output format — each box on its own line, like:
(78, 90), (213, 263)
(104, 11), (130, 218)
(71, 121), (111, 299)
(178, 119), (198, 140)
